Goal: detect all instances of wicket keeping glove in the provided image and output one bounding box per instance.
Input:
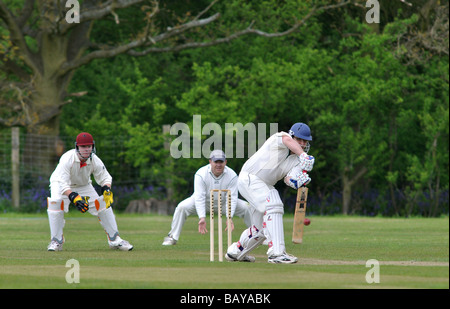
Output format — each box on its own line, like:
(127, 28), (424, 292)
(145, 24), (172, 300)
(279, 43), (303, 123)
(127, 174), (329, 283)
(68, 192), (90, 213)
(102, 185), (114, 208)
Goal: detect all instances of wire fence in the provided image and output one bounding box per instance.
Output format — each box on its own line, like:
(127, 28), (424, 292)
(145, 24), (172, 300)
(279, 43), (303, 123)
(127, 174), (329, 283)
(1, 129), (448, 216)
(0, 129), (194, 213)
(0, 131), (141, 187)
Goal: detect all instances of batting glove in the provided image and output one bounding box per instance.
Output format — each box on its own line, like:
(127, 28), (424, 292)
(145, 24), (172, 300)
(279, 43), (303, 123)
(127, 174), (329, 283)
(285, 172), (311, 190)
(68, 192), (90, 213)
(298, 152), (315, 172)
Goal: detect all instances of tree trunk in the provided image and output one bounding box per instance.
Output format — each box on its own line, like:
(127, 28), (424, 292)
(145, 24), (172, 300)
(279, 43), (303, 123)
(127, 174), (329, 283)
(22, 58), (70, 181)
(342, 173), (351, 215)
(20, 27), (84, 180)
(342, 166), (368, 215)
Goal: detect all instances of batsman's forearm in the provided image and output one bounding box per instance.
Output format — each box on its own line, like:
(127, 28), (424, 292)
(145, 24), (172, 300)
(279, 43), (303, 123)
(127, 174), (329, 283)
(282, 135), (305, 155)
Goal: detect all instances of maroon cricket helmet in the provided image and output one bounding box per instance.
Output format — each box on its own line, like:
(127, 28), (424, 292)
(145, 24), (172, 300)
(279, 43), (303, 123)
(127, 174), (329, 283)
(76, 132), (94, 146)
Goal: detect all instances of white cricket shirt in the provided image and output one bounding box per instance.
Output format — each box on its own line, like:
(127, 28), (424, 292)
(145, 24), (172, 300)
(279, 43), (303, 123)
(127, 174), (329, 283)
(50, 149), (112, 195)
(193, 164), (238, 218)
(240, 132), (299, 186)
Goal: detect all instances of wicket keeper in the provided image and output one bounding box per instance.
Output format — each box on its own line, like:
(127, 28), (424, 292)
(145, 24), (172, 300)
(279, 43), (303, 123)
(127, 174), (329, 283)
(47, 132), (133, 251)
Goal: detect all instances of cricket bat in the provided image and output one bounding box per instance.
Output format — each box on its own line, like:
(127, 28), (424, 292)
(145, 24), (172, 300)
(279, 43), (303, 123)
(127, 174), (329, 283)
(292, 186), (308, 244)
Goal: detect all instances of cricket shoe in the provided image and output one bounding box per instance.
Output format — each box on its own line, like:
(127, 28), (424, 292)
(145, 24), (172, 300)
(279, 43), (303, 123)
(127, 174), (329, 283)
(225, 253), (256, 263)
(162, 235), (177, 246)
(109, 237), (133, 251)
(47, 240), (63, 251)
(268, 252), (298, 264)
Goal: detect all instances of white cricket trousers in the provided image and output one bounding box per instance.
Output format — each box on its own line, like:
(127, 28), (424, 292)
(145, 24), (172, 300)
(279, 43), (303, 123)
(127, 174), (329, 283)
(236, 172), (286, 256)
(167, 196), (252, 241)
(48, 183), (120, 244)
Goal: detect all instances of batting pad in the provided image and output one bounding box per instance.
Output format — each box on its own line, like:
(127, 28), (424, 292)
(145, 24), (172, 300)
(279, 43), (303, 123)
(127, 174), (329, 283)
(47, 209), (65, 243)
(263, 189), (285, 256)
(265, 189), (284, 214)
(234, 225), (266, 261)
(264, 213), (285, 256)
(47, 197), (70, 213)
(89, 196), (107, 216)
(98, 207), (119, 241)
(47, 196), (107, 215)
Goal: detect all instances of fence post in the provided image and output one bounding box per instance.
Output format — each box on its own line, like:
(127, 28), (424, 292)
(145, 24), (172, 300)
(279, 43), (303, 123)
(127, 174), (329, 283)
(11, 127), (20, 209)
(163, 125), (174, 202)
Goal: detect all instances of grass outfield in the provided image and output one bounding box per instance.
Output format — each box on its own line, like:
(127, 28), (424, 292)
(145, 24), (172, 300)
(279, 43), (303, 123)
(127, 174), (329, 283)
(0, 213), (448, 289)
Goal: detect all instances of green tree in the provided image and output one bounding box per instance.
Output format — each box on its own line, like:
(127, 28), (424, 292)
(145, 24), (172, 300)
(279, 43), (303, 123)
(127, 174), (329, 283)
(1, 0), (347, 131)
(0, 0), (349, 178)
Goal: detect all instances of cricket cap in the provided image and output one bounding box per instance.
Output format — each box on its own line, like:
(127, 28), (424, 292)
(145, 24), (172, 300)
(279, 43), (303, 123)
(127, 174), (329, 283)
(210, 150), (226, 162)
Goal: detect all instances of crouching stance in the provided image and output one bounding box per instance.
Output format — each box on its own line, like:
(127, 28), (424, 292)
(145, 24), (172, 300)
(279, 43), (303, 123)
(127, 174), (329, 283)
(162, 150), (251, 245)
(226, 123), (314, 264)
(47, 132), (133, 251)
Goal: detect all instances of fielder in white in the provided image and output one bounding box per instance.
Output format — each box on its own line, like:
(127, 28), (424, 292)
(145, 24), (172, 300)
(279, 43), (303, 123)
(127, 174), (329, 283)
(46, 132), (133, 251)
(226, 123), (315, 264)
(162, 150), (251, 245)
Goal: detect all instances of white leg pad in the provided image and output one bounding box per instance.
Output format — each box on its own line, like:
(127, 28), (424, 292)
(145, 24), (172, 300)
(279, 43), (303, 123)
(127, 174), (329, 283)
(263, 189), (285, 256)
(265, 189), (284, 213)
(46, 198), (68, 243)
(47, 195), (105, 215)
(47, 210), (65, 243)
(87, 196), (107, 216)
(97, 207), (119, 242)
(47, 197), (70, 213)
(228, 225), (266, 261)
(264, 213), (285, 256)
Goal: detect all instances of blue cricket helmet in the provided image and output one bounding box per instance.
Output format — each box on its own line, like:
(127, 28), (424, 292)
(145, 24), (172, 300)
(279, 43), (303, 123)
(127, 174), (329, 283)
(289, 123), (312, 141)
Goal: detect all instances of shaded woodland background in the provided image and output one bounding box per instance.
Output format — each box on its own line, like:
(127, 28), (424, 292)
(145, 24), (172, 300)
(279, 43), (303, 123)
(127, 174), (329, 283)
(1, 0), (448, 216)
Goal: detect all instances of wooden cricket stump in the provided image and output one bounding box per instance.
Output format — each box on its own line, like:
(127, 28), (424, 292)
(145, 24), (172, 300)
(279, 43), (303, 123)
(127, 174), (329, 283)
(210, 189), (232, 262)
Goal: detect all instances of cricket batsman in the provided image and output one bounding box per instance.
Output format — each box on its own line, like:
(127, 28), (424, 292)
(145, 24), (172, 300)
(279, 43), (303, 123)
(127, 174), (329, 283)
(226, 123), (314, 263)
(46, 132), (133, 251)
